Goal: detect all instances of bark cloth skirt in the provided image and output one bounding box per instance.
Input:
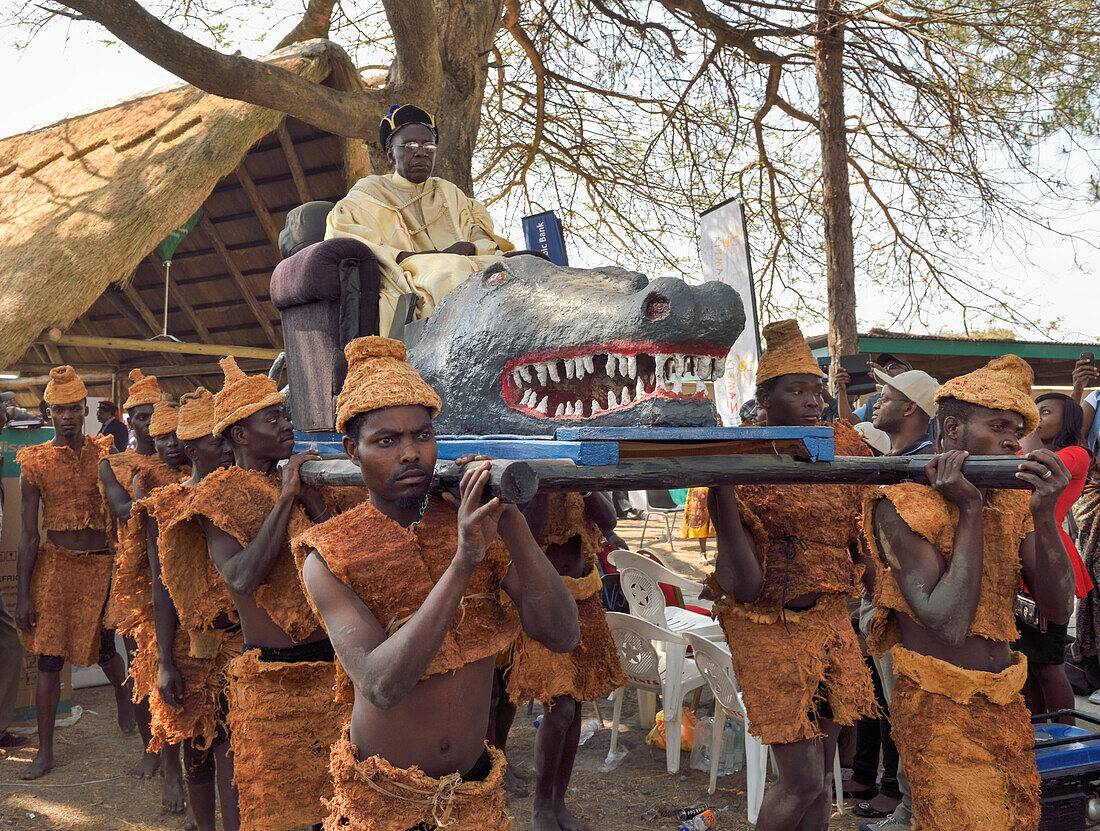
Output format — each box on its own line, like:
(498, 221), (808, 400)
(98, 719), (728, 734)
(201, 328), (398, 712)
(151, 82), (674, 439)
(713, 593), (876, 745)
(129, 623), (244, 753)
(323, 727), (510, 831)
(506, 567), (625, 706)
(227, 649), (348, 831)
(18, 542), (113, 667)
(890, 646), (1040, 831)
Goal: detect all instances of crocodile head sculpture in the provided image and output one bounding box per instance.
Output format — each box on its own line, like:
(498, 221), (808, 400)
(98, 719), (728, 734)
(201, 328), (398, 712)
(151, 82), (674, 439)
(404, 255), (745, 435)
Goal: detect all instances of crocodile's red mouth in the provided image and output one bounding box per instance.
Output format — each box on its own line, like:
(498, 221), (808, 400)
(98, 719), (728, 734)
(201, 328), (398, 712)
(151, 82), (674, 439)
(501, 340), (728, 420)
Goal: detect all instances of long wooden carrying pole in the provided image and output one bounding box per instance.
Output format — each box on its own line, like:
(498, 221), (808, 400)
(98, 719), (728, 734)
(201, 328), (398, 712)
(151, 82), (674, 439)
(301, 454), (1032, 504)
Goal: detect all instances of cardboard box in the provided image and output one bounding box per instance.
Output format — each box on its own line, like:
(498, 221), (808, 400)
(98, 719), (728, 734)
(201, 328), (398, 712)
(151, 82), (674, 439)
(1, 428), (73, 729)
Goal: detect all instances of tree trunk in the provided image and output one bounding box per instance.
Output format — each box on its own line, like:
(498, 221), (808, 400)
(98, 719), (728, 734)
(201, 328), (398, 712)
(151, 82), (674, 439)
(815, 0), (858, 362)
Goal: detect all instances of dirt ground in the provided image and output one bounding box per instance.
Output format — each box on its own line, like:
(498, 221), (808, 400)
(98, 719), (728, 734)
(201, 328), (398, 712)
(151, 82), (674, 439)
(0, 518), (871, 831)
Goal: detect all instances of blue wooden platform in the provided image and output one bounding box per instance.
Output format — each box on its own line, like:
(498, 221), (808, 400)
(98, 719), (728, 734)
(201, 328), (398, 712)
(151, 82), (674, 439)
(296, 425), (835, 465)
(294, 431), (620, 464)
(554, 425), (835, 461)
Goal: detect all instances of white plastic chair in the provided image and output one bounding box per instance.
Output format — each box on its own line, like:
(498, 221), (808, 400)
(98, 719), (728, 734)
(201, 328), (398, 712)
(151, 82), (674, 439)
(605, 612), (706, 775)
(684, 633), (845, 822)
(608, 549), (724, 642)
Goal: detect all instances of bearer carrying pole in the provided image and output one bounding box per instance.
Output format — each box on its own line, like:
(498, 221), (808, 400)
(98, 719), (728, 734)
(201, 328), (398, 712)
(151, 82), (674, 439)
(300, 454), (1034, 504)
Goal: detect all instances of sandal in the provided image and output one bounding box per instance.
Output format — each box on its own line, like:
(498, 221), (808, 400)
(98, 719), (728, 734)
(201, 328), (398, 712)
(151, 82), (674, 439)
(853, 791), (902, 818)
(853, 801), (891, 819)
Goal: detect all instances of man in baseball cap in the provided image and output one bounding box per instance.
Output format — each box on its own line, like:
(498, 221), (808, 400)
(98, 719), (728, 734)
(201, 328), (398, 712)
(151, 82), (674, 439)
(871, 368), (939, 456)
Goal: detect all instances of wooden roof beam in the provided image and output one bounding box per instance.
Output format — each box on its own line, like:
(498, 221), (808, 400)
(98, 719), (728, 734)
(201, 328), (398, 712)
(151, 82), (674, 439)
(119, 359), (270, 378)
(196, 215), (281, 348)
(122, 281), (165, 335)
(105, 286), (204, 388)
(103, 289), (153, 338)
(41, 333), (280, 360)
(276, 122), (314, 204)
(235, 164), (284, 259)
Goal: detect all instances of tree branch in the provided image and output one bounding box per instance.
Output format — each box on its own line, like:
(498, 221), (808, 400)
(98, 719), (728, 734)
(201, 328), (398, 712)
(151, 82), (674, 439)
(62, 0), (381, 138)
(276, 0), (337, 49)
(380, 0), (441, 97)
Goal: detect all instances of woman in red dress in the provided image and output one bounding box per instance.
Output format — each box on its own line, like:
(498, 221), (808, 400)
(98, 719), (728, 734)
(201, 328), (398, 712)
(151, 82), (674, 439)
(1019, 392), (1092, 721)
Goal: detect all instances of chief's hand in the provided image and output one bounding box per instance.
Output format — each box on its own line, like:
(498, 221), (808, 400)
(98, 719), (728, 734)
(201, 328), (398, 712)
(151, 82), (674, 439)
(443, 241), (477, 257)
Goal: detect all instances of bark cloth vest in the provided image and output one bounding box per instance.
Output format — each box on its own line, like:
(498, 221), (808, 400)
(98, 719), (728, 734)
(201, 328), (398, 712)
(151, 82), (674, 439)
(709, 422), (873, 617)
(111, 460), (191, 636)
(142, 481), (239, 658)
(18, 434), (113, 533)
(864, 483), (1034, 656)
(16, 435), (115, 666)
(187, 466), (320, 642)
(292, 495), (520, 679)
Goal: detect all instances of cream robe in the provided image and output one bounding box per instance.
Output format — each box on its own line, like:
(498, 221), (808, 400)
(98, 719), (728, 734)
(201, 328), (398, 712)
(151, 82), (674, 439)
(325, 172), (515, 336)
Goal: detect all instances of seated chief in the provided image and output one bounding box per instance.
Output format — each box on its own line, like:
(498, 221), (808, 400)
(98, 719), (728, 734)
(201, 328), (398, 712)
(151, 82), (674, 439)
(326, 104), (517, 337)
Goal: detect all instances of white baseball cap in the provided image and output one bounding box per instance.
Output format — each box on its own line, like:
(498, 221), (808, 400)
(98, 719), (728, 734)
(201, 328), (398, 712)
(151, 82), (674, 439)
(854, 421), (891, 454)
(873, 368), (939, 418)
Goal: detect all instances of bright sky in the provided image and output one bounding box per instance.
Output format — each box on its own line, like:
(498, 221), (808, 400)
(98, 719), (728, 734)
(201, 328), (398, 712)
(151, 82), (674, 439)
(3, 20), (1098, 343)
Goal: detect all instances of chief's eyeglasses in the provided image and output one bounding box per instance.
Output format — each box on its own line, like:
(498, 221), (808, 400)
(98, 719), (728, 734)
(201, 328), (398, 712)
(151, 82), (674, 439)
(394, 141), (438, 154)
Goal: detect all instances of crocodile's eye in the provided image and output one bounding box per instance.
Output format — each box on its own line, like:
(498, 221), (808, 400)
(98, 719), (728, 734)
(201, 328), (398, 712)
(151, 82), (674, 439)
(485, 271), (510, 287)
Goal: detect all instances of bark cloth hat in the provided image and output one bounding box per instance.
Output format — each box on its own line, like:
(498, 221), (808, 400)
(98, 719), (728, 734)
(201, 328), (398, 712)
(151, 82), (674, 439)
(43, 365), (87, 405)
(379, 104), (437, 150)
(213, 357), (286, 437)
(934, 354), (1039, 434)
(755, 319), (826, 387)
(176, 387), (216, 442)
(336, 336), (442, 433)
(149, 394), (180, 438)
(123, 368), (162, 411)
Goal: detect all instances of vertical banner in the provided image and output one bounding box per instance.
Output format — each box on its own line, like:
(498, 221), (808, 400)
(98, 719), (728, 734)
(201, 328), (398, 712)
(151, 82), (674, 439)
(698, 198), (761, 425)
(522, 210), (569, 266)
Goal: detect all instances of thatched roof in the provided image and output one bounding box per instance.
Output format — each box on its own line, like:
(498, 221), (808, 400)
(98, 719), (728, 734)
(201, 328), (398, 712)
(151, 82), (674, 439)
(0, 39), (370, 404)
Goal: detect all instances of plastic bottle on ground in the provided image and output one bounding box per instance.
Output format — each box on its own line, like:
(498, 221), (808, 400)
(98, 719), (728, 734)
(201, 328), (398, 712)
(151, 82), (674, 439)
(578, 719), (599, 745)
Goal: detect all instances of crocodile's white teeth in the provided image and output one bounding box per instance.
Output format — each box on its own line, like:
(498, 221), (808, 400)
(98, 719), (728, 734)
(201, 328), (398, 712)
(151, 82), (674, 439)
(509, 347), (726, 416)
(591, 399), (603, 414)
(715, 357), (727, 377)
(697, 355), (712, 380)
